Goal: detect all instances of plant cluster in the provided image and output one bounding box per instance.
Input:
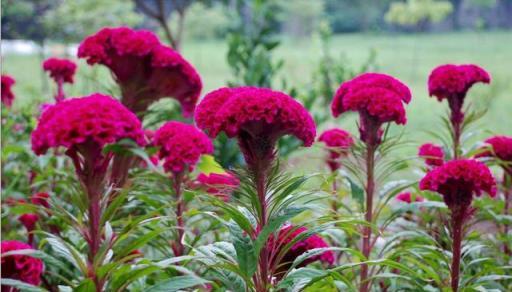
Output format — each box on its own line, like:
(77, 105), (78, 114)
(1, 25), (511, 292)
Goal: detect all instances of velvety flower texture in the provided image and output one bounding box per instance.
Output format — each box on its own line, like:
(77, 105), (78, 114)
(318, 128), (354, 171)
(1, 240), (43, 287)
(42, 58), (77, 84)
(428, 64), (490, 125)
(418, 143), (445, 167)
(420, 159), (496, 210)
(396, 192), (424, 203)
(331, 73), (411, 145)
(269, 225), (334, 277)
(31, 93), (146, 155)
(78, 27), (202, 116)
(197, 172), (240, 201)
(195, 87), (316, 166)
(1, 74), (15, 108)
(428, 64), (490, 101)
(153, 121), (213, 174)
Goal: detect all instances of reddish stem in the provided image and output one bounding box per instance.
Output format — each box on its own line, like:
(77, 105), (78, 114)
(255, 161), (270, 292)
(55, 78), (65, 102)
(360, 143), (376, 292)
(449, 95), (464, 159)
(503, 173), (511, 255)
(173, 172), (185, 256)
(450, 207), (465, 292)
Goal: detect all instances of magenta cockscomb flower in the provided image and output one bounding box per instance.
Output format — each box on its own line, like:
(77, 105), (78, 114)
(428, 64), (490, 105)
(31, 93), (146, 156)
(195, 87), (316, 167)
(1, 240), (44, 287)
(1, 74), (15, 108)
(31, 94), (145, 287)
(331, 73), (411, 145)
(43, 58), (77, 84)
(268, 225), (334, 279)
(197, 172), (240, 201)
(419, 158), (495, 292)
(318, 128), (354, 172)
(477, 135), (512, 172)
(152, 121), (212, 257)
(420, 159), (496, 209)
(18, 213), (39, 246)
(418, 143), (445, 167)
(31, 192), (50, 209)
(153, 121), (213, 174)
(43, 57), (77, 102)
(18, 214), (39, 232)
(396, 192), (425, 203)
(78, 27), (202, 116)
(428, 64), (490, 159)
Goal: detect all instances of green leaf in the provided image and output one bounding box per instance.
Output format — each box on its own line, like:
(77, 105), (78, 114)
(347, 177), (365, 208)
(0, 279), (46, 292)
(146, 276), (210, 292)
(197, 154), (225, 175)
(74, 279), (96, 292)
(227, 220), (258, 278)
(254, 206), (306, 255)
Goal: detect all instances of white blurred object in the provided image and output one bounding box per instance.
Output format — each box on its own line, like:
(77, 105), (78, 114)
(1, 40), (78, 56)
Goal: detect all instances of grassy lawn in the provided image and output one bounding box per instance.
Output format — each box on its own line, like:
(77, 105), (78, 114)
(3, 31), (511, 144)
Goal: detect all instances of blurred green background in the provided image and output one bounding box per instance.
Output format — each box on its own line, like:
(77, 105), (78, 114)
(2, 0), (511, 144)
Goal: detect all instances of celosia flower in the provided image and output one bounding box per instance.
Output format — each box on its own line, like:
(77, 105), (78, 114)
(31, 93), (146, 156)
(197, 172), (240, 201)
(18, 214), (39, 232)
(477, 135), (512, 162)
(418, 143), (445, 167)
(428, 64), (490, 124)
(42, 57), (77, 84)
(31, 192), (50, 209)
(195, 87), (316, 167)
(396, 192), (425, 203)
(420, 159), (495, 210)
(1, 240), (43, 286)
(331, 73), (411, 145)
(153, 121), (213, 174)
(477, 135), (512, 174)
(43, 57), (77, 103)
(269, 225), (334, 278)
(318, 128), (354, 172)
(1, 74), (15, 108)
(78, 27), (202, 116)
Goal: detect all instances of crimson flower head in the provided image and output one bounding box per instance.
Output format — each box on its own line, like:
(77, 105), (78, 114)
(197, 172), (240, 201)
(428, 64), (490, 124)
(31, 93), (146, 156)
(318, 128), (354, 172)
(153, 121), (213, 174)
(78, 27), (202, 116)
(420, 159), (496, 211)
(396, 192), (425, 203)
(418, 143), (445, 167)
(268, 225), (334, 278)
(19, 214), (39, 231)
(195, 87), (316, 167)
(31, 192), (50, 209)
(1, 74), (15, 108)
(42, 57), (77, 84)
(331, 73), (411, 145)
(1, 240), (43, 287)
(477, 135), (512, 174)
